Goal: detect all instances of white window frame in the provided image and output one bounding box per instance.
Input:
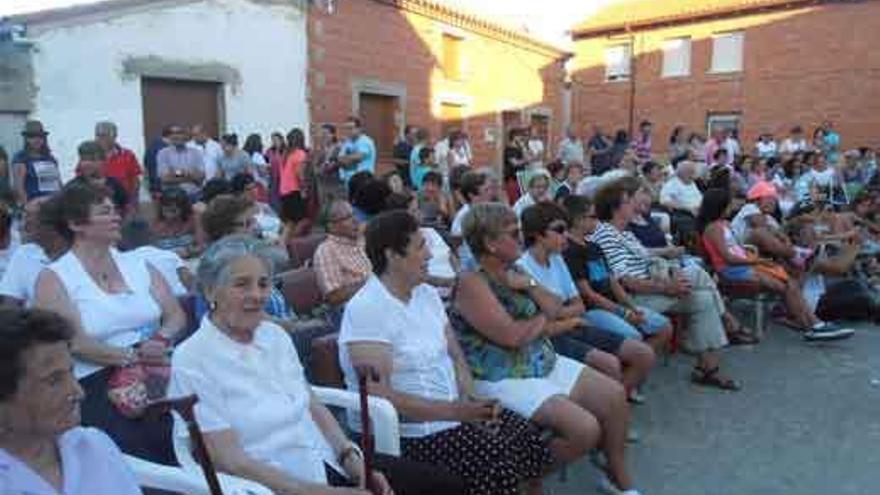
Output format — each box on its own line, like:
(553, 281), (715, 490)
(706, 113), (741, 137)
(661, 37), (691, 78)
(604, 43), (632, 82)
(709, 31), (744, 74)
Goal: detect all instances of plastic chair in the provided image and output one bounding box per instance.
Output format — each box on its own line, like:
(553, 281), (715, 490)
(286, 233), (327, 269)
(278, 267), (324, 316)
(124, 454), (272, 495)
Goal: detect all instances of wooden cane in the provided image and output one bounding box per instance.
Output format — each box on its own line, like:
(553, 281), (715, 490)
(146, 395), (224, 495)
(355, 365), (379, 495)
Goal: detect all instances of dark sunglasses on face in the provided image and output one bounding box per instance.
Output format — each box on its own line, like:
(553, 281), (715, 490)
(548, 224), (567, 234)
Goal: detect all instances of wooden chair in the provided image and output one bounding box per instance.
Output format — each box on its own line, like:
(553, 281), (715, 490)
(286, 233), (326, 269)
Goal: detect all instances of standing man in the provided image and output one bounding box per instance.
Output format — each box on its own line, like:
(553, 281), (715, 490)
(337, 116), (376, 186)
(156, 124), (205, 199)
(822, 120), (841, 165)
(392, 125), (417, 188)
(188, 123), (223, 180)
(144, 125), (171, 194)
(557, 125), (585, 166)
(93, 121), (141, 204)
(631, 120), (653, 164)
(587, 124), (612, 175)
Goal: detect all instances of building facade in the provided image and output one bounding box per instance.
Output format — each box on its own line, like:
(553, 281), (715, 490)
(569, 0), (880, 152)
(5, 0), (309, 179)
(308, 0), (570, 172)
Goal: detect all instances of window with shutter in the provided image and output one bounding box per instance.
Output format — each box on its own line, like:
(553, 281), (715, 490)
(710, 31), (744, 73)
(662, 37), (691, 77)
(442, 33), (463, 80)
(604, 43), (631, 82)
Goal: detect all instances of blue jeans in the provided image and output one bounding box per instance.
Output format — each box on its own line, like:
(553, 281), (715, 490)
(583, 307), (670, 340)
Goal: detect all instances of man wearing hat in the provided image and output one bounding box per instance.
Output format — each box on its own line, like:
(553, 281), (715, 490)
(93, 121), (141, 202)
(11, 120), (61, 204)
(75, 140), (130, 215)
(731, 181), (813, 269)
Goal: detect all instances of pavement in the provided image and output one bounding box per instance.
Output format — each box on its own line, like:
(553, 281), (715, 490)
(547, 317), (880, 495)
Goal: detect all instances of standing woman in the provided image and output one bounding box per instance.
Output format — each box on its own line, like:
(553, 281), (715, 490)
(12, 120), (62, 205)
(314, 123), (345, 205)
(446, 131), (473, 170)
(281, 128), (310, 238)
(265, 131), (288, 209)
(668, 126), (688, 162)
(33, 181), (185, 464)
(243, 133), (270, 203)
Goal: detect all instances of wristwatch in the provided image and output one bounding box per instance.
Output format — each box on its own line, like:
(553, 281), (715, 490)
(527, 277), (538, 289)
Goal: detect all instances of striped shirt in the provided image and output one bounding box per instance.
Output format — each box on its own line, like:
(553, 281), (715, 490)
(313, 234), (372, 298)
(589, 222), (651, 280)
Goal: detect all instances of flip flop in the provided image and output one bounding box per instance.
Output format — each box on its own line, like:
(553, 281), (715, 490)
(691, 366), (741, 391)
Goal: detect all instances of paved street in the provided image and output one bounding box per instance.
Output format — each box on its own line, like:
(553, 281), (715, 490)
(549, 317), (880, 495)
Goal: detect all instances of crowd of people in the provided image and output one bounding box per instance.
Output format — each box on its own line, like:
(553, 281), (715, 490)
(1, 113), (878, 495)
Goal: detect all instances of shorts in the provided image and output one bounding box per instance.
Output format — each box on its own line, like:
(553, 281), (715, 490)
(554, 324), (625, 357)
(719, 265), (755, 281)
(474, 355), (584, 418)
(583, 307), (670, 340)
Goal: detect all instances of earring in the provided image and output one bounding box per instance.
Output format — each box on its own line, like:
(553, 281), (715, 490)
(209, 301), (218, 312)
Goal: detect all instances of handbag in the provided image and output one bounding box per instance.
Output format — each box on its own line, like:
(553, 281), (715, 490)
(753, 261), (789, 283)
(107, 335), (171, 419)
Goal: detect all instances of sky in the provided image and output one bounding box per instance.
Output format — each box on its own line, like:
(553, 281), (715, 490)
(2, 0), (619, 45)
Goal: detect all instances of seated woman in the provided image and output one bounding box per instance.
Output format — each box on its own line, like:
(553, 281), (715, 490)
(341, 210), (552, 495)
(0, 307), (142, 495)
(151, 186), (198, 259)
(34, 181), (185, 465)
(516, 202), (657, 399)
(193, 177), (232, 247)
(418, 171), (453, 232)
(199, 194), (295, 322)
(453, 202), (642, 495)
(231, 172), (282, 242)
(698, 187), (854, 342)
(561, 195), (673, 357)
(169, 235), (462, 495)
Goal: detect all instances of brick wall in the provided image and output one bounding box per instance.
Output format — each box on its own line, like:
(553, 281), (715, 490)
(308, 0), (567, 173)
(570, 1), (880, 154)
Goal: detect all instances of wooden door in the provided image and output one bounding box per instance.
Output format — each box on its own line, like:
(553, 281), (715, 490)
(141, 77), (221, 147)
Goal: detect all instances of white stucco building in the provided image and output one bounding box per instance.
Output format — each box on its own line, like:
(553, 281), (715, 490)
(3, 0), (308, 179)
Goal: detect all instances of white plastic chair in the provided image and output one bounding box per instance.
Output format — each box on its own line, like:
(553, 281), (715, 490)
(127, 385), (401, 494)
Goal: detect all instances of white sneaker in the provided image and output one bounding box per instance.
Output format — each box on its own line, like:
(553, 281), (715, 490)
(597, 474), (644, 495)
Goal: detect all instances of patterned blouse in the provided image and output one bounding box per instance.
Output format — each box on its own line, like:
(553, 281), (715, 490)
(451, 270), (556, 382)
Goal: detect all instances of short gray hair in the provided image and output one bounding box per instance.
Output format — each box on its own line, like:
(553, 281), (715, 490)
(197, 234), (286, 293)
(94, 121), (117, 137)
(462, 202), (517, 259)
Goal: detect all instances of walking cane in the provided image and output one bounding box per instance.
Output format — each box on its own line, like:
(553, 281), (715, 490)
(147, 395), (225, 495)
(355, 365), (379, 495)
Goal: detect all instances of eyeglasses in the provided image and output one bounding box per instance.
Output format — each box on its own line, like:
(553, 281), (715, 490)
(328, 213), (354, 224)
(547, 223), (568, 234)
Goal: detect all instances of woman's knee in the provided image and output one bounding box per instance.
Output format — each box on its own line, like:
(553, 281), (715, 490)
(585, 349), (622, 380)
(620, 340), (656, 370)
(532, 396), (601, 458)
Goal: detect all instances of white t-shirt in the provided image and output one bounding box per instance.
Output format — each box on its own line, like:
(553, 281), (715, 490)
(125, 246), (188, 296)
(527, 139), (545, 168)
(0, 243), (49, 306)
(723, 137), (740, 165)
(660, 176), (703, 213)
(451, 204), (476, 271)
(780, 138), (808, 154)
(169, 318), (337, 484)
(422, 227), (455, 279)
(188, 138), (223, 179)
(0, 427), (141, 495)
(755, 140), (778, 158)
(340, 276), (459, 438)
(731, 203), (761, 242)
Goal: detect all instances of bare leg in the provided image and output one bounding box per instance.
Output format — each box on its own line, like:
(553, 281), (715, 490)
(531, 394), (600, 465)
(617, 340), (655, 394)
(585, 349), (622, 383)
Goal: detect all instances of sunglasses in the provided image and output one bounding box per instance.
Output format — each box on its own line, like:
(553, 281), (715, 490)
(547, 223), (568, 234)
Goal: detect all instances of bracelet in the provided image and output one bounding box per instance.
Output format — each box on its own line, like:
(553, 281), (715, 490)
(338, 443), (363, 465)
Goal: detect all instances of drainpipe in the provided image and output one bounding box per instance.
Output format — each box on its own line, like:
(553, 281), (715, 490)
(627, 29), (637, 138)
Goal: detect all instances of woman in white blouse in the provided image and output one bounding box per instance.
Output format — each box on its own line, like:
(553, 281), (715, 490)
(341, 210), (554, 495)
(34, 181), (185, 465)
(169, 234), (462, 495)
(0, 307), (141, 495)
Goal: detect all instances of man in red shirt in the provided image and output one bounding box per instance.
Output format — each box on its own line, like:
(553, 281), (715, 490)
(94, 121), (141, 204)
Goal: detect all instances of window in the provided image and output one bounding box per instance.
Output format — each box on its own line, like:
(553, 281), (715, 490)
(706, 113), (740, 138)
(604, 43), (631, 81)
(442, 33), (463, 80)
(662, 37), (691, 77)
(710, 31), (744, 73)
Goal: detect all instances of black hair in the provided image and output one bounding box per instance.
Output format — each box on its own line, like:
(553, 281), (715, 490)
(46, 181), (110, 242)
(242, 134), (263, 155)
(641, 161), (659, 176)
(707, 165), (732, 191)
(365, 210), (420, 276)
(230, 172), (256, 194)
(562, 194), (592, 221)
(286, 128), (306, 151)
(352, 177), (392, 216)
(418, 146), (434, 162)
(669, 126), (684, 145)
(201, 178), (232, 203)
(713, 148), (728, 161)
(640, 120), (652, 129)
(347, 171), (374, 200)
(696, 188), (732, 233)
(521, 201), (568, 247)
(422, 171), (443, 187)
(221, 133), (239, 147)
(201, 194), (253, 243)
(613, 129), (629, 145)
(0, 308), (75, 401)
(384, 191), (414, 212)
(593, 179), (631, 221)
(347, 116), (363, 128)
(158, 186), (193, 222)
(459, 171), (487, 202)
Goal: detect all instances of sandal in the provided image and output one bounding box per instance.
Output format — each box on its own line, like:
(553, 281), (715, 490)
(724, 319), (759, 345)
(691, 366), (741, 391)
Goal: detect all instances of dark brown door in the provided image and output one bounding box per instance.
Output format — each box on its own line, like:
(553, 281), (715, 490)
(141, 77), (221, 147)
(359, 93), (396, 160)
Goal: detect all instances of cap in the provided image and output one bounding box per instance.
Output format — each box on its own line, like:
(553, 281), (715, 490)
(747, 181), (778, 201)
(22, 120), (48, 137)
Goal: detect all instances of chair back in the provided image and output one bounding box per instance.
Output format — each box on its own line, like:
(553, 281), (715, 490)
(310, 333), (345, 388)
(286, 233), (326, 269)
(279, 267), (324, 316)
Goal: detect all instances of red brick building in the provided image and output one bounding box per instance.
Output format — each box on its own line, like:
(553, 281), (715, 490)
(308, 0), (570, 172)
(569, 0), (880, 151)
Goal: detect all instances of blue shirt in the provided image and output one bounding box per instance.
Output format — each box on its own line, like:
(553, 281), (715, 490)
(339, 134), (376, 183)
(824, 131), (840, 164)
(12, 149), (61, 200)
(516, 251), (579, 301)
(409, 144), (433, 190)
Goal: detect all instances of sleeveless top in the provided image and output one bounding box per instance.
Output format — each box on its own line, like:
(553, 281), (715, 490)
(13, 149), (61, 200)
(703, 221), (748, 272)
(50, 249), (162, 379)
(450, 270), (556, 382)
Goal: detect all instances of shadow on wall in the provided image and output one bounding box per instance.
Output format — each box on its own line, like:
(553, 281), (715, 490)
(307, 0), (568, 176)
(568, 2), (880, 150)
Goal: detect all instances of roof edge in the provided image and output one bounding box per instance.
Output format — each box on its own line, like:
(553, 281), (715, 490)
(572, 0), (846, 39)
